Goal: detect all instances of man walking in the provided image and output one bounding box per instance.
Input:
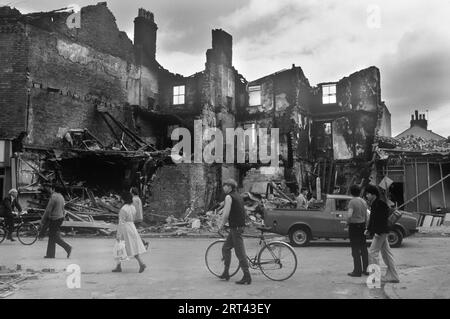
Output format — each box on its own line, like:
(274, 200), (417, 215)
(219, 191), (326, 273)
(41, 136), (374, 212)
(219, 179), (251, 285)
(130, 187), (149, 250)
(347, 185), (369, 277)
(41, 184), (72, 259)
(0, 189), (22, 241)
(365, 185), (400, 283)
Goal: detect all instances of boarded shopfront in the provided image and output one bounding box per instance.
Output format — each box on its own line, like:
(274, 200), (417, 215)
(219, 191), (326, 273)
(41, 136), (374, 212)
(375, 136), (450, 215)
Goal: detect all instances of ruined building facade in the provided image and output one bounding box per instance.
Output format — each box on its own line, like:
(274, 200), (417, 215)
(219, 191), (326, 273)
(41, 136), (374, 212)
(0, 2), (391, 218)
(239, 65), (391, 196)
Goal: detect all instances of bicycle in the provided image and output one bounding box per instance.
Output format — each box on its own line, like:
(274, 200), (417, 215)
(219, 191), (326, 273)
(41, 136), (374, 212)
(205, 226), (298, 281)
(0, 212), (39, 245)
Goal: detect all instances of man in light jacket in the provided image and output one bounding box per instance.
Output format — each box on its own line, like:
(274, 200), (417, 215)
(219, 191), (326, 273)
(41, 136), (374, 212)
(41, 184), (72, 259)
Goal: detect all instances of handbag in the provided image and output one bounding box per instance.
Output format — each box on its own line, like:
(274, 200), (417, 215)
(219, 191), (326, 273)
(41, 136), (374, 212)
(113, 240), (129, 261)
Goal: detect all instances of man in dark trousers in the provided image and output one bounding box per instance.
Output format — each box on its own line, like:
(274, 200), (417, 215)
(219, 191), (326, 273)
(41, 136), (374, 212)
(346, 185), (369, 277)
(219, 179), (251, 285)
(0, 189), (22, 241)
(365, 185), (400, 283)
(41, 184), (72, 259)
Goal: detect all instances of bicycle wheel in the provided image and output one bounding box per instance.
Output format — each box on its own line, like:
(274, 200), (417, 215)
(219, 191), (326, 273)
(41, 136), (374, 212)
(257, 241), (298, 281)
(0, 226), (6, 244)
(17, 222), (39, 245)
(205, 239), (240, 278)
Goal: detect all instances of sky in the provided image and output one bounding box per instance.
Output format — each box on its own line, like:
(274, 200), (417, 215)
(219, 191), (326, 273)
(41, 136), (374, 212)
(5, 0), (450, 137)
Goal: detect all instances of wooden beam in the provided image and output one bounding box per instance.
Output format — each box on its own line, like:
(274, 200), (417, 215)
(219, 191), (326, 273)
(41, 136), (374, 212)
(415, 160), (419, 212)
(18, 158), (49, 182)
(397, 174), (450, 211)
(427, 160), (431, 213)
(440, 163), (447, 209)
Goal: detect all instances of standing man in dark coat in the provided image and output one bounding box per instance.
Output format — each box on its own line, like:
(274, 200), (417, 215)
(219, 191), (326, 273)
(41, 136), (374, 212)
(0, 189), (22, 241)
(365, 185), (399, 283)
(219, 179), (251, 285)
(41, 184), (72, 259)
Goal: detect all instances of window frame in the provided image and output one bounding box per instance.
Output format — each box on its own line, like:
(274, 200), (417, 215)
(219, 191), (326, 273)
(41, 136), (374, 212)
(173, 85), (185, 105)
(248, 85), (262, 106)
(321, 83), (337, 104)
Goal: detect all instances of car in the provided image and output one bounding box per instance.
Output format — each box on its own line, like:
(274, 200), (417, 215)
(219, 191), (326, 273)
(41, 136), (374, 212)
(263, 194), (418, 247)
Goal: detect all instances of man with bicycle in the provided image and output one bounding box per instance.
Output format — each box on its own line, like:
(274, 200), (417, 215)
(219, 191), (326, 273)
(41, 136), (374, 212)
(218, 179), (252, 285)
(0, 189), (22, 242)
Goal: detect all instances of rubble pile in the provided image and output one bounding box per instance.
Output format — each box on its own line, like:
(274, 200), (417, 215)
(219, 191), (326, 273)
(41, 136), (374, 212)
(137, 183), (296, 236)
(376, 135), (450, 153)
(0, 265), (39, 299)
(26, 187), (120, 236)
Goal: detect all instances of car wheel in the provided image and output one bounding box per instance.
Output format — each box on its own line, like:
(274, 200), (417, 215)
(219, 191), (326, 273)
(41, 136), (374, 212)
(388, 228), (403, 248)
(289, 227), (311, 247)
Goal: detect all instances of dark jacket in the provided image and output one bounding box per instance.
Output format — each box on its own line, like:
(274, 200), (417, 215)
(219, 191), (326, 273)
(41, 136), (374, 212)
(0, 196), (22, 218)
(367, 198), (390, 235)
(228, 191), (246, 227)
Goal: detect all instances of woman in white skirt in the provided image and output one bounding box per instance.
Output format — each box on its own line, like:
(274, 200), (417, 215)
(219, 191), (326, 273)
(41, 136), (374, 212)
(112, 191), (147, 273)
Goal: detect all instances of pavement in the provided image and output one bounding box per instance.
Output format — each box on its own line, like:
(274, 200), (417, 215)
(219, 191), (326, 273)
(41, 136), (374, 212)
(1, 234), (449, 299)
(384, 264), (450, 299)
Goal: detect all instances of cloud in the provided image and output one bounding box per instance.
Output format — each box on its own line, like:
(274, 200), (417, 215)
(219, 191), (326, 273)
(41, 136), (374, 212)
(10, 0), (450, 136)
(380, 29), (450, 136)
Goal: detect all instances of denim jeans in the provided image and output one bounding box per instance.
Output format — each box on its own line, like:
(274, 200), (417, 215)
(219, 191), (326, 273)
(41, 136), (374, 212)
(369, 233), (400, 281)
(222, 227), (249, 272)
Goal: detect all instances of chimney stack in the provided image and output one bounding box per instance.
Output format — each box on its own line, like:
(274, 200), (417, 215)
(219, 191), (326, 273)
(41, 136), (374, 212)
(134, 8), (158, 61)
(410, 110), (428, 130)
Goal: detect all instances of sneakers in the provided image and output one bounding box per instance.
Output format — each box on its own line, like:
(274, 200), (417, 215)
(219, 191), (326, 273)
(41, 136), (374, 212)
(139, 264), (146, 273)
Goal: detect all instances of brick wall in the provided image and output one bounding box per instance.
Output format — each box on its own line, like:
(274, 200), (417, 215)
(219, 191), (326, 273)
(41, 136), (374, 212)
(27, 89), (131, 146)
(24, 23), (158, 146)
(0, 23), (28, 139)
(146, 163), (220, 219)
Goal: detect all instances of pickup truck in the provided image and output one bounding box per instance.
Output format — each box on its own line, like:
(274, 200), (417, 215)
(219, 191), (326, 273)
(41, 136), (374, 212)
(263, 194), (418, 247)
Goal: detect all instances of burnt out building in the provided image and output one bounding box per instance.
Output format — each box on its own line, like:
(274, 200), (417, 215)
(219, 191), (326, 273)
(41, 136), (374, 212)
(238, 65), (391, 195)
(0, 3), (246, 218)
(1, 2), (392, 219)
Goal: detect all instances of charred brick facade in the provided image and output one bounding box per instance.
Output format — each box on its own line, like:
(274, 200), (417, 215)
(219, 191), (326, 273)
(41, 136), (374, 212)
(238, 66), (391, 194)
(0, 3), (392, 210)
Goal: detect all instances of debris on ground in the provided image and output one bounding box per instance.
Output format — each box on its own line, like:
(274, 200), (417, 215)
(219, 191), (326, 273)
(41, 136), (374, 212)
(0, 266), (40, 298)
(418, 226), (450, 236)
(135, 180), (299, 236)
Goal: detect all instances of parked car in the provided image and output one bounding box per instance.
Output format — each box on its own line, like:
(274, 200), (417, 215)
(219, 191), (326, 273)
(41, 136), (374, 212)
(263, 194), (418, 247)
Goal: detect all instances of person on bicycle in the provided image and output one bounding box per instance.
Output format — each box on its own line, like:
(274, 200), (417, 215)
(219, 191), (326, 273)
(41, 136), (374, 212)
(0, 189), (22, 241)
(218, 179), (251, 285)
